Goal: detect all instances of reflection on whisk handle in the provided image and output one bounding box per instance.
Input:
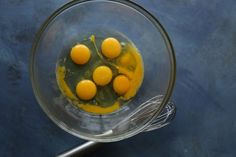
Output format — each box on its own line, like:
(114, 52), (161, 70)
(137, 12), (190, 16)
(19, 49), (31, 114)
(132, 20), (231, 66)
(56, 141), (101, 157)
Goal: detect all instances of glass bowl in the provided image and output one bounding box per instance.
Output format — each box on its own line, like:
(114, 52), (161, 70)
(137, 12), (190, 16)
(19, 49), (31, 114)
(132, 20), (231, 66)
(30, 0), (176, 142)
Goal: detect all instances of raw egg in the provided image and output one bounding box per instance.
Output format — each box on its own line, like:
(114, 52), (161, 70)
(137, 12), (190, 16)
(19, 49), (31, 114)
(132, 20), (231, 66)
(113, 75), (130, 95)
(93, 66), (113, 86)
(70, 44), (91, 64)
(101, 37), (121, 59)
(56, 34), (144, 115)
(76, 80), (97, 100)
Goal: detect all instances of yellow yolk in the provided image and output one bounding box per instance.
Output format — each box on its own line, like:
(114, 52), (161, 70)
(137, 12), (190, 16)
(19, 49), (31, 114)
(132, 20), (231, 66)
(120, 53), (131, 66)
(57, 35), (144, 115)
(116, 44), (144, 100)
(76, 80), (97, 100)
(56, 66), (78, 100)
(113, 75), (130, 95)
(119, 52), (136, 68)
(101, 37), (121, 59)
(78, 101), (120, 115)
(70, 44), (91, 64)
(93, 66), (113, 86)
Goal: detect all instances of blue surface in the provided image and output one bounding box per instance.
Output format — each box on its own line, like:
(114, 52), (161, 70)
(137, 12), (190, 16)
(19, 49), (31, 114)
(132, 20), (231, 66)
(0, 0), (236, 156)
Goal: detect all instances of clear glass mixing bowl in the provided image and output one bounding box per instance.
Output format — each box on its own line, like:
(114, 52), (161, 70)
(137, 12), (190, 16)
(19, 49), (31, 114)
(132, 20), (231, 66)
(30, 0), (176, 142)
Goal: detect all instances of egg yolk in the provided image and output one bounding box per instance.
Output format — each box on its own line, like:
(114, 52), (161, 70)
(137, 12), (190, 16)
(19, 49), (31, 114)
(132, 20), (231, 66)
(113, 75), (130, 95)
(120, 53), (132, 66)
(101, 37), (121, 59)
(76, 80), (97, 100)
(93, 66), (113, 86)
(70, 44), (91, 64)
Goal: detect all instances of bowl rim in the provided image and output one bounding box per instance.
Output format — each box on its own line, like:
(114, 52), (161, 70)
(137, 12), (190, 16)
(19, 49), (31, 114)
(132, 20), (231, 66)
(30, 0), (176, 142)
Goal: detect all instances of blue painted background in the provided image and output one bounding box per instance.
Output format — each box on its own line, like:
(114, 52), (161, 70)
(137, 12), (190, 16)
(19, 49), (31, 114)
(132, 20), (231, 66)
(0, 0), (236, 156)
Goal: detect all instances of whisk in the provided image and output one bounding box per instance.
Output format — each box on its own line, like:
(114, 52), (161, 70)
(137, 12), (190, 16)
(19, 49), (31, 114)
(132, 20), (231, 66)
(57, 95), (176, 157)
